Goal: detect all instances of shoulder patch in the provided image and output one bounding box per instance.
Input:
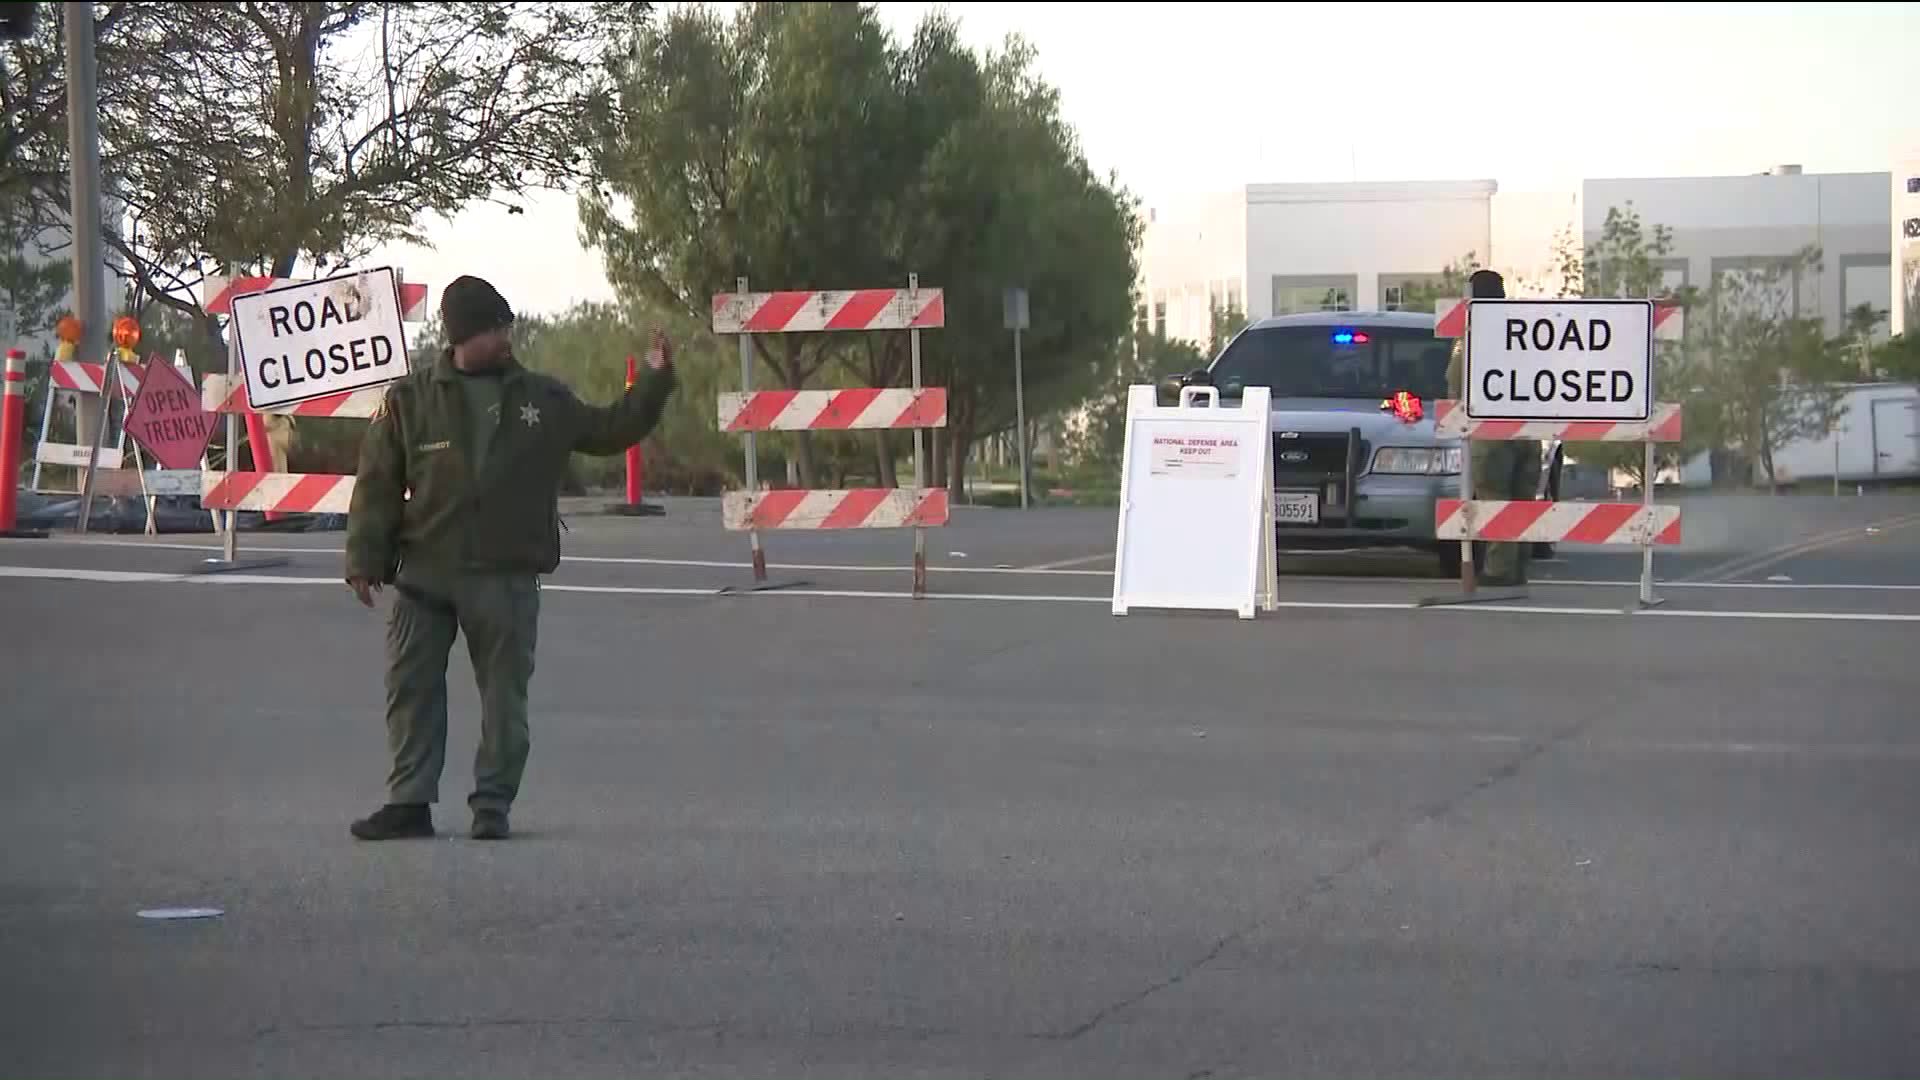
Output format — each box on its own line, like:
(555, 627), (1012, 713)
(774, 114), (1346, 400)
(372, 385), (394, 421)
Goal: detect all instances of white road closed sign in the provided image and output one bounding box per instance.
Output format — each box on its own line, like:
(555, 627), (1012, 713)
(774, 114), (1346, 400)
(229, 267), (411, 409)
(1466, 299), (1653, 421)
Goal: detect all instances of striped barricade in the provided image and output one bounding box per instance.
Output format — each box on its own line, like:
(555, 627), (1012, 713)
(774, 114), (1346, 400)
(1437, 499), (1681, 546)
(196, 374), (371, 516)
(200, 470), (356, 515)
(201, 373), (383, 418)
(205, 274), (430, 322)
(713, 277), (947, 595)
(1433, 400), (1684, 443)
(1435, 298), (1685, 340)
(723, 487), (950, 532)
(1424, 295), (1685, 609)
(31, 360), (145, 486)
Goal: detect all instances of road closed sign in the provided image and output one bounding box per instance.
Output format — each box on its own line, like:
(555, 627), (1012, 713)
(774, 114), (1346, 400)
(229, 266), (411, 409)
(1465, 299), (1653, 421)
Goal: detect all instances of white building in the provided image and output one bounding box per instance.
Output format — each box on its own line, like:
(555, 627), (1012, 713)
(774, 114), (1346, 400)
(1583, 166), (1892, 342)
(1138, 180), (1499, 347)
(1141, 167), (1896, 351)
(1894, 150), (1920, 339)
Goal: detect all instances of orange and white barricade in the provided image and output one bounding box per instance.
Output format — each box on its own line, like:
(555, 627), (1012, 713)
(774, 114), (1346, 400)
(712, 275), (947, 595)
(1425, 297), (1684, 609)
(30, 359), (138, 487)
(196, 374), (373, 511)
(188, 269), (425, 569)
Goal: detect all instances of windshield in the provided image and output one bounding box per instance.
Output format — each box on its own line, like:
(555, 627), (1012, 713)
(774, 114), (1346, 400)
(1208, 325), (1451, 400)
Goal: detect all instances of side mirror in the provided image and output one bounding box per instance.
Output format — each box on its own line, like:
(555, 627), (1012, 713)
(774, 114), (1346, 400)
(1182, 368), (1213, 388)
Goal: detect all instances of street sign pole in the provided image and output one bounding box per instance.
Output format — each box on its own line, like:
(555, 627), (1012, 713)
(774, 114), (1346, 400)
(1003, 287), (1031, 509)
(1014, 326), (1028, 509)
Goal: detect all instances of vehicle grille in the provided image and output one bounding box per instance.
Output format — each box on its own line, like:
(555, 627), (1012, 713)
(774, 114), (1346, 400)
(1272, 432), (1364, 479)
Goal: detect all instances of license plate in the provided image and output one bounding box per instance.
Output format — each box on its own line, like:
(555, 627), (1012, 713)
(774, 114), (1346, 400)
(1275, 492), (1319, 525)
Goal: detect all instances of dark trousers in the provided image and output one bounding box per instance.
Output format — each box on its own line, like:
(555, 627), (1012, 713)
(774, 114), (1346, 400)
(383, 571), (540, 812)
(1472, 441), (1543, 582)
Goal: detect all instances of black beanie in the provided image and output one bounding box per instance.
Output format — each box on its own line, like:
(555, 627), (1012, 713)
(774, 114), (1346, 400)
(440, 275), (515, 344)
(1468, 269), (1506, 299)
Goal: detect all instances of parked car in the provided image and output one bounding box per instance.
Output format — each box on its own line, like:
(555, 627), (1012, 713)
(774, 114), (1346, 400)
(1178, 310), (1559, 575)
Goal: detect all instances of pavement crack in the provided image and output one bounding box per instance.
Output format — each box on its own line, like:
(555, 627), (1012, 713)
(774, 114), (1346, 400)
(1034, 712), (1597, 1044)
(1033, 927), (1247, 1041)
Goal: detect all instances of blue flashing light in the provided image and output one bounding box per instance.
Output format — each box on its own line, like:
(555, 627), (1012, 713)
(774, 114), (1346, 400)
(1331, 330), (1370, 345)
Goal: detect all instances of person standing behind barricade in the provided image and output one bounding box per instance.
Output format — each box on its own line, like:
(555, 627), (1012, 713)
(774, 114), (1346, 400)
(343, 275), (677, 841)
(1444, 269), (1541, 588)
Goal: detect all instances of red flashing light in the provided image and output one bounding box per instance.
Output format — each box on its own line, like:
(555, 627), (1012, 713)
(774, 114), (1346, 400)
(1381, 390), (1423, 424)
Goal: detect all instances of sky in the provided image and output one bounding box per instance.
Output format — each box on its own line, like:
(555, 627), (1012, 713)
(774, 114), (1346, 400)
(364, 1), (1920, 316)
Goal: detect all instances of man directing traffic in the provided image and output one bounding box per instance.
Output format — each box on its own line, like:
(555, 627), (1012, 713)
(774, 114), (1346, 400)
(344, 275), (677, 841)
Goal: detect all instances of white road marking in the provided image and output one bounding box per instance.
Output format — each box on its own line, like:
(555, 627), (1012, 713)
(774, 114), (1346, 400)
(1545, 578), (1920, 592)
(15, 538), (1920, 591)
(1637, 608), (1920, 623)
(1020, 551), (1113, 571)
(1427, 603), (1622, 617)
(7, 563), (1920, 622)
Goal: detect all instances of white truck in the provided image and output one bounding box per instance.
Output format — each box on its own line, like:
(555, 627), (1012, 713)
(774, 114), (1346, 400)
(1761, 383), (1920, 486)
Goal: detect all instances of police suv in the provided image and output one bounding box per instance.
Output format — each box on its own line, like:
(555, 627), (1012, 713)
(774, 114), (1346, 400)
(1180, 310), (1559, 575)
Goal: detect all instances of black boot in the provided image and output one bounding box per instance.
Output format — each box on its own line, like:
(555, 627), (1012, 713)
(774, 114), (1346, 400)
(350, 803), (434, 841)
(470, 808), (511, 840)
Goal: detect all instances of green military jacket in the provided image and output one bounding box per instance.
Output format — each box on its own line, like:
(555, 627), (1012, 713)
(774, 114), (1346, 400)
(345, 353), (677, 582)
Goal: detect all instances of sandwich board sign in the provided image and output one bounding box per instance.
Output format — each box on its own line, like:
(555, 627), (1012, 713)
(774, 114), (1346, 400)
(1112, 384), (1277, 619)
(1465, 298), (1653, 421)
(123, 358), (216, 470)
(228, 266), (411, 410)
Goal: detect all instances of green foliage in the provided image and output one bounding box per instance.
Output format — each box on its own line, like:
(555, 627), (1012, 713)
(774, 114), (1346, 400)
(1685, 246), (1860, 487)
(5, 2), (646, 319)
(1067, 318), (1206, 472)
(1208, 304), (1248, 356)
(582, 3), (1138, 494)
(1559, 204), (1703, 484)
(510, 301), (738, 495)
(1873, 332), (1920, 382)
(1398, 252), (1484, 313)
(0, 237), (68, 341)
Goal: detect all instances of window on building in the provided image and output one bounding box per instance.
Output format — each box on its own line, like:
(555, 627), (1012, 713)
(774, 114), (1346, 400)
(1153, 299), (1167, 337)
(1272, 276), (1357, 316)
(1840, 256), (1893, 343)
(1382, 285), (1406, 311)
(1274, 285), (1350, 314)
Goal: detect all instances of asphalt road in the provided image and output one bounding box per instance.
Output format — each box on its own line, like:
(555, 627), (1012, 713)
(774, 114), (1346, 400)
(1, 494), (1917, 1078)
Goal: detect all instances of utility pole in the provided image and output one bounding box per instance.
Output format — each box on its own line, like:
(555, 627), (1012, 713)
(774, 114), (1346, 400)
(65, 2), (110, 533)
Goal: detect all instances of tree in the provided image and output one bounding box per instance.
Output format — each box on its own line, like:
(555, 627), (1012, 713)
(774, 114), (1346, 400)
(582, 4), (1136, 495)
(0, 236), (67, 343)
(511, 300), (739, 495)
(1398, 252), (1484, 313)
(1208, 303), (1248, 356)
(1873, 333), (1920, 382)
(1067, 318), (1206, 472)
(902, 33), (1138, 497)
(582, 2), (912, 488)
(1691, 246), (1857, 488)
(5, 1), (645, 322)
(1558, 205), (1703, 486)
